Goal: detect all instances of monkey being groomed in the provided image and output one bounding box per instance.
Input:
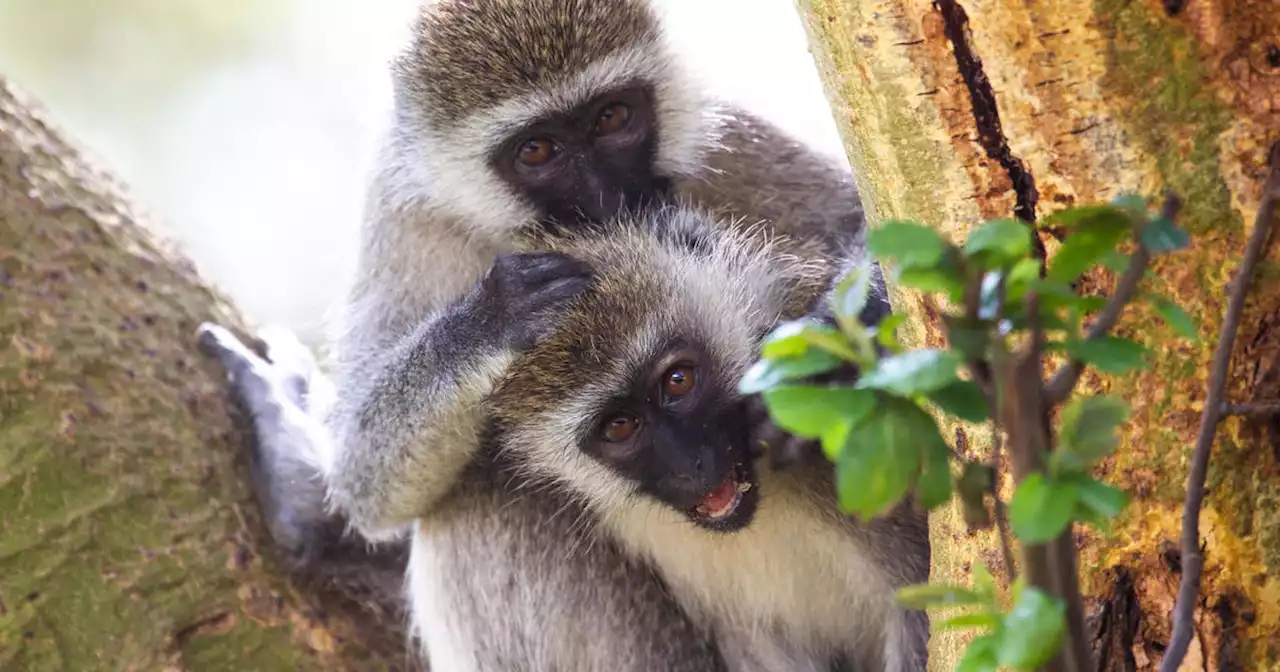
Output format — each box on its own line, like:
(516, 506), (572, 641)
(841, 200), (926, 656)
(412, 206), (929, 671)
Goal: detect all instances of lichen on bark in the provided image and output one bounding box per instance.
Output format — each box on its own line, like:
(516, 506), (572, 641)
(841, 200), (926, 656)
(0, 78), (407, 670)
(795, 0), (1280, 668)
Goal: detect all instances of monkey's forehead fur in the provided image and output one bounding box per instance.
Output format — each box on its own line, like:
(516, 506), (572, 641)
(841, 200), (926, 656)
(491, 207), (832, 425)
(400, 0), (661, 127)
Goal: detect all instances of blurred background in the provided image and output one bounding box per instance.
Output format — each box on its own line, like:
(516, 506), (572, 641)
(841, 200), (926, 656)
(0, 0), (847, 349)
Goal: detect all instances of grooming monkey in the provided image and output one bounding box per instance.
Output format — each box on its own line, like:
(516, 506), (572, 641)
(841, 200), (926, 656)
(197, 0), (908, 652)
(324, 0), (868, 546)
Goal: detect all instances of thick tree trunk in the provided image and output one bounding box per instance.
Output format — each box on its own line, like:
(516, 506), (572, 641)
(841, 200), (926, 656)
(794, 0), (1279, 669)
(0, 78), (407, 670)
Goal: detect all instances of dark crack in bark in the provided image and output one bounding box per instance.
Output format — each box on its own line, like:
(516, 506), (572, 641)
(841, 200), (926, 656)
(1090, 567), (1140, 672)
(934, 0), (1049, 261)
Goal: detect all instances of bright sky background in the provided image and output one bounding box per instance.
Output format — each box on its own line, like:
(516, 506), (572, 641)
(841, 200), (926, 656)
(0, 0), (848, 344)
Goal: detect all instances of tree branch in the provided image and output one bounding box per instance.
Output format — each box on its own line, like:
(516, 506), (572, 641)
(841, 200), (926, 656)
(1161, 144), (1280, 672)
(1045, 195), (1183, 404)
(989, 427), (1018, 581)
(1221, 401), (1280, 417)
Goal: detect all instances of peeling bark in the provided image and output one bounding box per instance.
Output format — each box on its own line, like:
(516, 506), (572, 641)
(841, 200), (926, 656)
(795, 0), (1280, 669)
(0, 78), (408, 670)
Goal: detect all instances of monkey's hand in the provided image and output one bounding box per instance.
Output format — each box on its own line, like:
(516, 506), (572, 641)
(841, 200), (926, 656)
(322, 252), (593, 537)
(742, 393), (822, 471)
(741, 362), (863, 471)
(469, 251), (594, 351)
(196, 322), (339, 562)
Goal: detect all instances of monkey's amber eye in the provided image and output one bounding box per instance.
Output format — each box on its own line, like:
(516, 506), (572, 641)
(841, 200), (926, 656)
(595, 103), (631, 135)
(602, 414), (640, 443)
(517, 138), (557, 166)
(663, 366), (696, 398)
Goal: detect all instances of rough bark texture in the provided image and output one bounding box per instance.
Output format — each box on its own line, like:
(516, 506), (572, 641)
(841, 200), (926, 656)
(793, 0), (1279, 670)
(0, 78), (408, 670)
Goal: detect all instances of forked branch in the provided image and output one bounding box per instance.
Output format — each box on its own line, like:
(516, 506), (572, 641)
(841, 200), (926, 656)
(1161, 144), (1280, 672)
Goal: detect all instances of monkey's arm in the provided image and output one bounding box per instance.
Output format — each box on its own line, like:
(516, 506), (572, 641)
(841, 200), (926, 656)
(196, 323), (409, 616)
(325, 305), (514, 539)
(325, 242), (593, 540)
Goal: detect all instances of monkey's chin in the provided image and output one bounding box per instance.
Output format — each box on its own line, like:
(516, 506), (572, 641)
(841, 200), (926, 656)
(687, 457), (759, 532)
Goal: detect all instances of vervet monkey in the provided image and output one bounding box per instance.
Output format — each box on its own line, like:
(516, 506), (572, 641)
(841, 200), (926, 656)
(474, 208), (927, 671)
(198, 0), (892, 647)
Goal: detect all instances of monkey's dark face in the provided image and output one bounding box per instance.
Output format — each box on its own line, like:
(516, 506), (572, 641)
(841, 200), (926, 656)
(490, 84), (669, 228)
(581, 342), (761, 533)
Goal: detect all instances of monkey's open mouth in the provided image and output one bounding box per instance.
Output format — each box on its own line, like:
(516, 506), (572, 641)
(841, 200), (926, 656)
(688, 457), (759, 532)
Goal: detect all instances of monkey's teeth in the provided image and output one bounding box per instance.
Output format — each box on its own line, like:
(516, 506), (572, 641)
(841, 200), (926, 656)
(705, 493), (742, 520)
(736, 481), (752, 494)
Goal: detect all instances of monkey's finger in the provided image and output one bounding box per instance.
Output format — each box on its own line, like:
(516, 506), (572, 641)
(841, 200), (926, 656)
(525, 276), (595, 312)
(197, 323), (267, 377)
(515, 251), (594, 283)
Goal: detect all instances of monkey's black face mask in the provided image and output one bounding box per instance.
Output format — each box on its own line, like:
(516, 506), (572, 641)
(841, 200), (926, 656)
(583, 343), (762, 533)
(489, 84), (673, 231)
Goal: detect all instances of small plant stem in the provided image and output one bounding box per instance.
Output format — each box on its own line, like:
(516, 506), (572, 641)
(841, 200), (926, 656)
(1000, 293), (1092, 672)
(989, 428), (1018, 581)
(1045, 195), (1183, 404)
(1162, 146), (1280, 672)
(1221, 401), (1280, 417)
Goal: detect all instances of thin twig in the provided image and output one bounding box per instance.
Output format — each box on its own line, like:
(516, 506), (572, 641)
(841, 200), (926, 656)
(1162, 145), (1280, 672)
(1221, 401), (1280, 417)
(1045, 195), (1183, 404)
(988, 426), (1018, 581)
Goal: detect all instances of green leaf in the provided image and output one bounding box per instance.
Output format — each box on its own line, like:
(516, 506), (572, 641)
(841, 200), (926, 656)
(867, 221), (947, 269)
(1056, 395), (1129, 472)
(896, 250), (962, 300)
(956, 634), (1001, 672)
(1141, 216), (1191, 254)
(871, 313), (907, 352)
(760, 320), (860, 362)
(927, 380), (990, 422)
(739, 349), (843, 394)
(820, 417), (855, 462)
(936, 612), (1001, 632)
(997, 588), (1067, 669)
(1040, 203), (1134, 232)
(829, 262), (870, 335)
(758, 320), (812, 359)
(1065, 336), (1149, 375)
(1047, 223), (1129, 284)
(965, 218), (1033, 264)
(762, 386), (876, 439)
(1009, 473), (1079, 543)
(916, 415), (954, 510)
(957, 461), (994, 524)
(1152, 295), (1199, 341)
(1067, 474), (1129, 519)
(895, 584), (984, 610)
(972, 563), (997, 600)
(945, 318), (989, 361)
(1111, 192), (1149, 215)
(1003, 257), (1043, 305)
(1098, 250), (1130, 274)
(856, 349), (961, 396)
(835, 399), (922, 518)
